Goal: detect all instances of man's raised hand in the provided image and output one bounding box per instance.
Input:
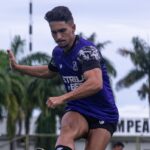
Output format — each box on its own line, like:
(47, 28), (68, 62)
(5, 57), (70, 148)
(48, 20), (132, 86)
(7, 50), (17, 70)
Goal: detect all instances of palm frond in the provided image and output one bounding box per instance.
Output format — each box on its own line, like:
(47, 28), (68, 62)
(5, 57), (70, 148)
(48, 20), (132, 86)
(11, 77), (26, 104)
(96, 41), (111, 50)
(0, 71), (12, 95)
(11, 35), (25, 57)
(79, 32), (115, 78)
(138, 83), (149, 99)
(19, 52), (51, 65)
(118, 37), (150, 69)
(103, 57), (117, 77)
(116, 69), (145, 90)
(0, 50), (9, 70)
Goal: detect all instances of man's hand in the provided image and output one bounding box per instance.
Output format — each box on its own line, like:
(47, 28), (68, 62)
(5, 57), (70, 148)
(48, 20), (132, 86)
(7, 50), (17, 70)
(46, 96), (66, 108)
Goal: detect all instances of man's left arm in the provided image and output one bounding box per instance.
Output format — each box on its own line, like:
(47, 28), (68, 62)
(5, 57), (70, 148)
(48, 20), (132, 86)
(63, 68), (103, 100)
(47, 68), (103, 108)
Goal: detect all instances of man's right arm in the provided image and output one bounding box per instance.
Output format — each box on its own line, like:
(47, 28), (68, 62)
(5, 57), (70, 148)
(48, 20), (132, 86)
(14, 64), (57, 78)
(7, 50), (57, 79)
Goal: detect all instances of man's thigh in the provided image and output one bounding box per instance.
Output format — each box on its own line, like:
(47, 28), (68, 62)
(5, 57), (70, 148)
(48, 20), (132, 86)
(57, 111), (89, 141)
(85, 128), (111, 150)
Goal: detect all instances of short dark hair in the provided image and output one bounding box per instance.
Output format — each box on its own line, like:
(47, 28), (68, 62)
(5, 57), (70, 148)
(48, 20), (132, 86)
(113, 142), (124, 148)
(44, 6), (74, 23)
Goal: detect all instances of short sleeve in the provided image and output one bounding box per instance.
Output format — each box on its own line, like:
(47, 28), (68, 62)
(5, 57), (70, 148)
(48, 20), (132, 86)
(48, 56), (58, 72)
(77, 46), (103, 72)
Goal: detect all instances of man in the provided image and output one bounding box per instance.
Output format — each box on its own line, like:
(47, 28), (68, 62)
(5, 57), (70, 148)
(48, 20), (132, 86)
(112, 142), (124, 150)
(8, 6), (119, 150)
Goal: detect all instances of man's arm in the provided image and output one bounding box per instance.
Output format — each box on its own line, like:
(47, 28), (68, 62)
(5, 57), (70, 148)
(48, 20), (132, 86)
(64, 68), (102, 100)
(14, 65), (57, 78)
(47, 68), (103, 108)
(7, 50), (57, 79)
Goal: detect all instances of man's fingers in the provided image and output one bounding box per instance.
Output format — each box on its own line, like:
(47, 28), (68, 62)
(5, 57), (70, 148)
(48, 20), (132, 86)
(7, 50), (13, 58)
(46, 99), (55, 108)
(7, 50), (12, 56)
(7, 50), (13, 70)
(46, 99), (52, 107)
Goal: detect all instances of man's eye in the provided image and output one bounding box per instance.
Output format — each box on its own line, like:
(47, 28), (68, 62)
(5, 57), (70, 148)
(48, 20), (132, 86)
(52, 31), (57, 34)
(51, 29), (66, 35)
(59, 29), (66, 33)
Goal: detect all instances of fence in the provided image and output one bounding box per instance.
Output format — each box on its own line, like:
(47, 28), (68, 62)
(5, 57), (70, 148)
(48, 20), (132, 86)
(0, 134), (56, 150)
(1, 134), (150, 150)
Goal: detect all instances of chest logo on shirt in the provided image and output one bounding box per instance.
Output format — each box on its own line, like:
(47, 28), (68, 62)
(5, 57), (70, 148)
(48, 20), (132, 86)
(59, 64), (63, 69)
(99, 120), (105, 125)
(72, 61), (78, 71)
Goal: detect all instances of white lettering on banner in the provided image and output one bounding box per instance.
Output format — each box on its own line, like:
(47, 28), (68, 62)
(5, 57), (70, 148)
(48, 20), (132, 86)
(114, 118), (150, 136)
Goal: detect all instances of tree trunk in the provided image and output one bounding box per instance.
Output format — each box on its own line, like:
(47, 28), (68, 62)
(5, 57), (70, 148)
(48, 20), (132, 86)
(25, 115), (30, 134)
(18, 118), (22, 135)
(10, 141), (14, 150)
(148, 74), (150, 118)
(148, 82), (150, 118)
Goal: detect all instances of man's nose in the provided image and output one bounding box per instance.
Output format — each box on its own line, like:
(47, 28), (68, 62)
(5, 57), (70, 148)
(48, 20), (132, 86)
(56, 32), (62, 40)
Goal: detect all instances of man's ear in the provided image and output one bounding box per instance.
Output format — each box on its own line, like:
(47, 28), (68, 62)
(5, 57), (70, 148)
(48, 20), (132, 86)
(72, 24), (76, 33)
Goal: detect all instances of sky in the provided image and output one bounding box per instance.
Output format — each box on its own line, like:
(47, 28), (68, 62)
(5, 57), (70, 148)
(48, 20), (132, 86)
(0, 0), (150, 118)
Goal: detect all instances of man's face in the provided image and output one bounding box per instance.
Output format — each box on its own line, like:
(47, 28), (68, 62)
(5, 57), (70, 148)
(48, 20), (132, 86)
(49, 21), (75, 49)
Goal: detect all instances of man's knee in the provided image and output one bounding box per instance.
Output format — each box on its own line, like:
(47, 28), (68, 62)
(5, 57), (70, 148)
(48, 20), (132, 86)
(60, 124), (79, 138)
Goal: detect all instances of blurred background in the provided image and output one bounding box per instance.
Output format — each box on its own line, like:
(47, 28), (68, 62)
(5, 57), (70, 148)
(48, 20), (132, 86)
(0, 0), (150, 150)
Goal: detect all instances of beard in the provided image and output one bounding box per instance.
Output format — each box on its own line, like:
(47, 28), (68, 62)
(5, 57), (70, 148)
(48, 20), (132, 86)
(57, 41), (69, 48)
(59, 44), (69, 48)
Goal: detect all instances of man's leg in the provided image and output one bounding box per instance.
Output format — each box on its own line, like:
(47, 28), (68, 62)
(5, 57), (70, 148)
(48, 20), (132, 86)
(55, 111), (89, 150)
(85, 128), (111, 150)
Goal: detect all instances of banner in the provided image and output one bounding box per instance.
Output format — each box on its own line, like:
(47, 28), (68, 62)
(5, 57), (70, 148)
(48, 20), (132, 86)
(114, 118), (150, 136)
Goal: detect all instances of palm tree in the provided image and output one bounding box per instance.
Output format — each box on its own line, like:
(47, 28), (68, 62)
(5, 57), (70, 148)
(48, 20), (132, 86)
(0, 36), (52, 133)
(0, 49), (26, 150)
(0, 50), (8, 119)
(17, 52), (52, 135)
(27, 74), (65, 149)
(9, 35), (54, 135)
(10, 35), (65, 149)
(0, 69), (10, 120)
(116, 37), (150, 116)
(1, 35), (65, 149)
(0, 50), (24, 135)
